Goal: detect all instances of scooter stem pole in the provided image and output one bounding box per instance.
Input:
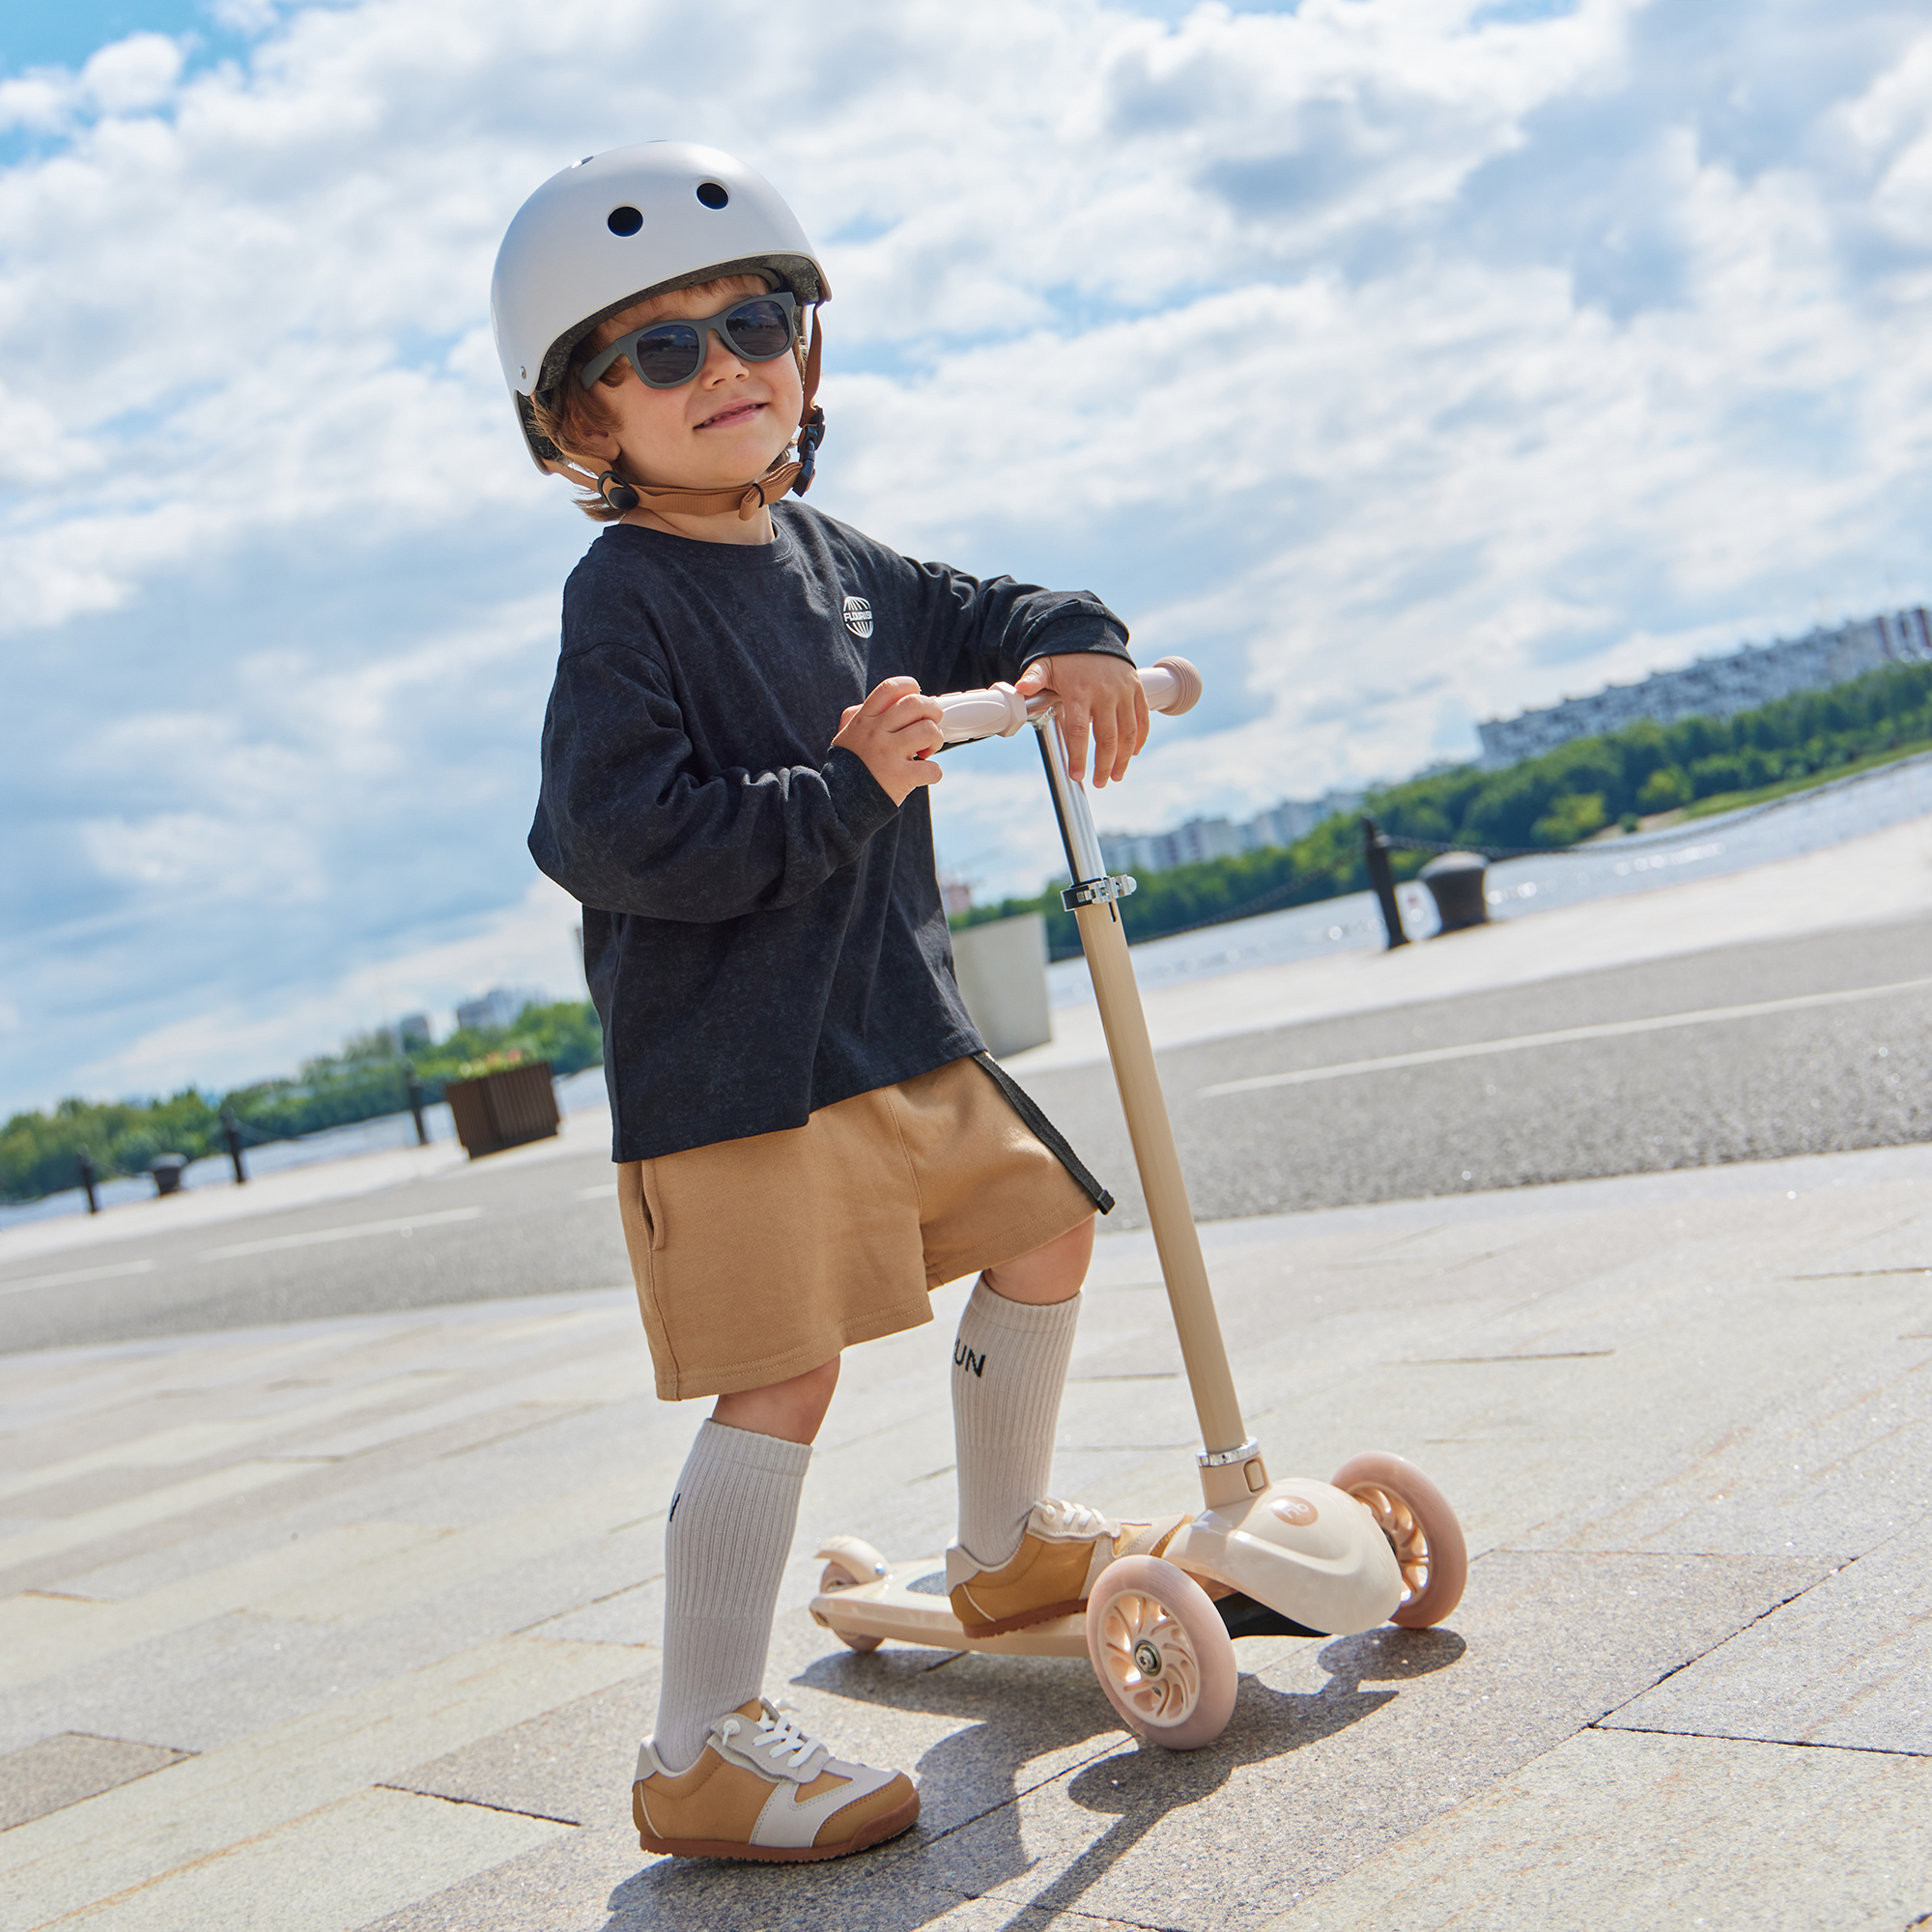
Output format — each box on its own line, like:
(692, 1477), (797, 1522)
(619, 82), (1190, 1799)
(1037, 712), (1108, 886)
(1037, 720), (1259, 1482)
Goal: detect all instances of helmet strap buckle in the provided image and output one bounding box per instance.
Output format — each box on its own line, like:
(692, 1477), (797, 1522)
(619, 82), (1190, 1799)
(793, 407), (825, 497)
(598, 469), (640, 513)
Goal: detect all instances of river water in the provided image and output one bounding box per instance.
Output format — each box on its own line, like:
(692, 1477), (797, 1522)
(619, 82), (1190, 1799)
(1047, 748), (1932, 1009)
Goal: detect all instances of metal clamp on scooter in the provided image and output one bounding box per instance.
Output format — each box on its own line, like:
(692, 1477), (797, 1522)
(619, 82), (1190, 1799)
(1062, 874), (1136, 910)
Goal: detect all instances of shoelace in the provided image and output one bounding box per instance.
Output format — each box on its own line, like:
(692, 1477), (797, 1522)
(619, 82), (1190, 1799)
(1034, 1498), (1110, 1540)
(717, 1704), (822, 1772)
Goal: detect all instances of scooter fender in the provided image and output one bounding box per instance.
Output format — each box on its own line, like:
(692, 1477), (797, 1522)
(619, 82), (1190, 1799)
(1164, 1479), (1403, 1637)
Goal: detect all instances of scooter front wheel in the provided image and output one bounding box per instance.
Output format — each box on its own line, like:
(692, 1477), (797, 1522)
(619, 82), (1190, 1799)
(1331, 1452), (1468, 1629)
(1085, 1555), (1237, 1749)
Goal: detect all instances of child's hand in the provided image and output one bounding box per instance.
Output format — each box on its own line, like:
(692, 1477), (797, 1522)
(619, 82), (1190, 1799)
(1014, 654), (1151, 787)
(832, 676), (946, 806)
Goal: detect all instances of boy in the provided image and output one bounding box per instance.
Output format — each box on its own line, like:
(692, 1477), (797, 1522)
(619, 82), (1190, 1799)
(493, 141), (1174, 1864)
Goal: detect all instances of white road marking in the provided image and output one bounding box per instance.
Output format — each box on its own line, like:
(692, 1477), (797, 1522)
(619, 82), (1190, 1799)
(200, 1208), (482, 1262)
(0, 1259), (157, 1297)
(574, 1182), (617, 1201)
(1199, 976), (1932, 1097)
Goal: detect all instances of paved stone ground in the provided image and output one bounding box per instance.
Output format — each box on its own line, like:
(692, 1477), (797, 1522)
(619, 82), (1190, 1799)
(3, 1137), (1927, 1931)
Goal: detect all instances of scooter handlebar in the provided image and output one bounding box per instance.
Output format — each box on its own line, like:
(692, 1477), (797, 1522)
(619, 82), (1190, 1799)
(935, 656), (1202, 744)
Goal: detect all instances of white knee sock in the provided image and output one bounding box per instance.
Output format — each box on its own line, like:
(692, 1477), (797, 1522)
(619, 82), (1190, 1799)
(651, 1418), (810, 1774)
(952, 1278), (1082, 1570)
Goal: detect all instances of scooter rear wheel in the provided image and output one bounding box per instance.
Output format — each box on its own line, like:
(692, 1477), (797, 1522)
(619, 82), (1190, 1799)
(1331, 1452), (1468, 1628)
(818, 1542), (887, 1653)
(1085, 1555), (1237, 1749)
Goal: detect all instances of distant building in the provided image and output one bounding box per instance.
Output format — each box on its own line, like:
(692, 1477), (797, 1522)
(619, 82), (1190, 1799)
(1245, 787), (1368, 848)
(1099, 788), (1365, 878)
(939, 876), (974, 917)
(1477, 608), (1932, 769)
(454, 986), (547, 1033)
(397, 1013), (432, 1050)
(1101, 816), (1245, 876)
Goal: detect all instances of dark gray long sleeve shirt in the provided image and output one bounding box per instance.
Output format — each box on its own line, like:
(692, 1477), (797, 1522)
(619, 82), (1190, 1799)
(528, 503), (1131, 1161)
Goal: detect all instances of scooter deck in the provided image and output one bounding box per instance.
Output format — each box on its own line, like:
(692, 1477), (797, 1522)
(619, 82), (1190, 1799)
(810, 1559), (1090, 1659)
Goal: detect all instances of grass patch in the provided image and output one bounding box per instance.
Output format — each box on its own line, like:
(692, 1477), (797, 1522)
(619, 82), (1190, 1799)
(1682, 736), (1932, 819)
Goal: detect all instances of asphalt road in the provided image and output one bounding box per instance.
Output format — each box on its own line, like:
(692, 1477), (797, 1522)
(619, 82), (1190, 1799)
(4, 914), (1926, 1354)
(1029, 911), (1932, 1226)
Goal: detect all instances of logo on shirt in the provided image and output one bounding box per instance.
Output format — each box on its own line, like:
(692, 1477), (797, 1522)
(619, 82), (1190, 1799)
(841, 594), (873, 639)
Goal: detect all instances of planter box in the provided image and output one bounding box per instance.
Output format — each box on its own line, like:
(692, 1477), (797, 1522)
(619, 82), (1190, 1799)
(443, 1061), (560, 1159)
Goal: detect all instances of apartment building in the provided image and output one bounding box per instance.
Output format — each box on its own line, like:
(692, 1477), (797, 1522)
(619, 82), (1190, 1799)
(1476, 608), (1932, 768)
(1098, 786), (1365, 878)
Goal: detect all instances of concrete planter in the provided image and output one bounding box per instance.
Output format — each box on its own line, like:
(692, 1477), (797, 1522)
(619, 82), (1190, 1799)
(443, 1060), (560, 1159)
(951, 912), (1052, 1058)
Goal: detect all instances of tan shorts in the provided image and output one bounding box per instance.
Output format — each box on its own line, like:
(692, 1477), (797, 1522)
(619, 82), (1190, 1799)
(616, 1056), (1100, 1400)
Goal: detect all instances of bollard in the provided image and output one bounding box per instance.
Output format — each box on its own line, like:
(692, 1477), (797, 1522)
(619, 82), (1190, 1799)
(1361, 817), (1410, 951)
(77, 1146), (99, 1214)
(151, 1153), (187, 1197)
(222, 1109), (247, 1185)
(1419, 850), (1490, 932)
(405, 1062), (430, 1147)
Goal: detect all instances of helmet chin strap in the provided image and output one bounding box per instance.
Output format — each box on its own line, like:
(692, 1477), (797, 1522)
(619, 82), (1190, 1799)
(554, 310), (826, 524)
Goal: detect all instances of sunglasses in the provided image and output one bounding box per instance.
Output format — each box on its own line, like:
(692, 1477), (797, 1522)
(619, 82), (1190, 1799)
(579, 292), (800, 391)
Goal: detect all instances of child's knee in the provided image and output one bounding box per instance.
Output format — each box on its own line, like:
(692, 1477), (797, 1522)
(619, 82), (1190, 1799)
(980, 1215), (1094, 1307)
(710, 1353), (841, 1444)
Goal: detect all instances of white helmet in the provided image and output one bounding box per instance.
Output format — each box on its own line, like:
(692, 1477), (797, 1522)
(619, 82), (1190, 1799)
(491, 140), (831, 483)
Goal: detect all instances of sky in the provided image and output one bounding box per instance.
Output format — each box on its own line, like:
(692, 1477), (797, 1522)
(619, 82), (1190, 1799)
(3, 0), (1931, 1116)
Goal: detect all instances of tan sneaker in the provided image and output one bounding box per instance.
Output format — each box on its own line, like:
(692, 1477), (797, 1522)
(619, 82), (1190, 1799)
(633, 1700), (919, 1863)
(947, 1500), (1187, 1638)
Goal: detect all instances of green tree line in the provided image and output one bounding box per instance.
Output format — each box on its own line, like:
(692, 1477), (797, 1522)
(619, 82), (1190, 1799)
(1, 1000), (602, 1204)
(954, 659), (1932, 957)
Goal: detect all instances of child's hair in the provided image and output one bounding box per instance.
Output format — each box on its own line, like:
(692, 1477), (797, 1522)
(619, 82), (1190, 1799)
(530, 335), (635, 525)
(531, 272), (802, 524)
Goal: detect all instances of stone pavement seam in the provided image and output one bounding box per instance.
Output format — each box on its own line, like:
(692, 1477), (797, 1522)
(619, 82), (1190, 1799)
(374, 1780), (585, 1829)
(1583, 1536), (1913, 1738)
(510, 1569), (664, 1634)
(1008, 1908), (1182, 1931)
(1595, 1722), (1931, 1759)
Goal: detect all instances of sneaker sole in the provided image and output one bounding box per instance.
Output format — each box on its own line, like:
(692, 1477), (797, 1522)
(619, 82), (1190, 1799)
(956, 1596), (1088, 1639)
(636, 1786), (921, 1862)
(953, 1522), (1189, 1638)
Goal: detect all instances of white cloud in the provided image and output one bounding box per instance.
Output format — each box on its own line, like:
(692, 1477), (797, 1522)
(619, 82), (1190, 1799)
(77, 873), (585, 1098)
(80, 34), (185, 115)
(5, 0), (1932, 1116)
(209, 0), (284, 31)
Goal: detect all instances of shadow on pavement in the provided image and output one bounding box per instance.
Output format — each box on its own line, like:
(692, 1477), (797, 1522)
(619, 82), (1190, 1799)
(596, 1626), (1465, 1931)
(989, 1627), (1466, 1928)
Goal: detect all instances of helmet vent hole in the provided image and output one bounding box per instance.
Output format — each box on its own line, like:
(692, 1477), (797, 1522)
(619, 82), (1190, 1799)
(696, 181), (729, 210)
(607, 206), (643, 237)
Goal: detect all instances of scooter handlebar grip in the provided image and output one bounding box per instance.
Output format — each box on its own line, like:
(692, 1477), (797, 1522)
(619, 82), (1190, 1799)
(1143, 656), (1203, 716)
(936, 682), (1030, 744)
(934, 661), (1206, 742)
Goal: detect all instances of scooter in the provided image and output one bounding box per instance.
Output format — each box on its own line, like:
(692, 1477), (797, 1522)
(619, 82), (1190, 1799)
(810, 659), (1467, 1749)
